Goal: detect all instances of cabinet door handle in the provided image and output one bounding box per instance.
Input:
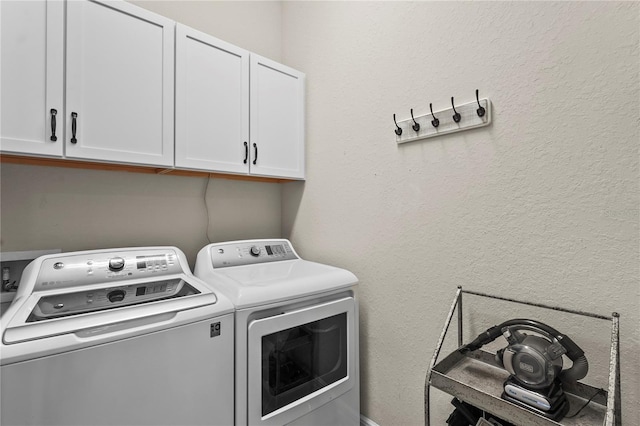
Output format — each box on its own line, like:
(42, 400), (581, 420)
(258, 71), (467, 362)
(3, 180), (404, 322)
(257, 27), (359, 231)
(243, 141), (248, 164)
(253, 143), (258, 165)
(50, 109), (58, 142)
(70, 112), (78, 144)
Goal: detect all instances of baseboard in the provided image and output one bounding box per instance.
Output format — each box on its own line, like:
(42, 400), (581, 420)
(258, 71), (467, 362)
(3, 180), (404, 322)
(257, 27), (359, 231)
(360, 414), (380, 426)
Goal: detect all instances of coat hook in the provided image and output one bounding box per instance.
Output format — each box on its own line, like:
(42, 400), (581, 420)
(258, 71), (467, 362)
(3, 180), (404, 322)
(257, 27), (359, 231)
(429, 103), (440, 128)
(475, 89), (486, 117)
(451, 97), (461, 123)
(393, 114), (402, 136)
(410, 109), (420, 132)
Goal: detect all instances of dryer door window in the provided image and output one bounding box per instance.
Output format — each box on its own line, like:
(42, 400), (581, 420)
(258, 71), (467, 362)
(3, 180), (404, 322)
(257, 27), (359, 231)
(247, 297), (356, 426)
(261, 312), (347, 415)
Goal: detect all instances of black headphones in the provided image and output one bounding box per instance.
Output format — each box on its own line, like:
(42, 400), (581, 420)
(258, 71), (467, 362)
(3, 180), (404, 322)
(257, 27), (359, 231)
(460, 319), (588, 389)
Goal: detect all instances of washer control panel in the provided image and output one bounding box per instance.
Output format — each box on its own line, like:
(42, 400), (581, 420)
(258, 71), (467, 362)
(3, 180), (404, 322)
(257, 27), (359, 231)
(34, 249), (183, 292)
(28, 278), (196, 321)
(211, 240), (298, 268)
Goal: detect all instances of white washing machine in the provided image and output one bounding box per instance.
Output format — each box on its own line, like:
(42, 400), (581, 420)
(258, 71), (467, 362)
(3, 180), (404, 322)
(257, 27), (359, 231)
(1, 247), (235, 426)
(195, 239), (360, 426)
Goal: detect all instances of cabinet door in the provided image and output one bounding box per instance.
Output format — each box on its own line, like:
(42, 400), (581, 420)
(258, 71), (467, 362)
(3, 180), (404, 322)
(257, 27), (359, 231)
(175, 24), (249, 174)
(250, 55), (305, 180)
(0, 0), (64, 157)
(65, 0), (174, 167)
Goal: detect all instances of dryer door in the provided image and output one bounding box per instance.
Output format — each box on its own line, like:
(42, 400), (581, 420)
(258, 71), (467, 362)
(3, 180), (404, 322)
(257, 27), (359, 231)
(247, 297), (356, 426)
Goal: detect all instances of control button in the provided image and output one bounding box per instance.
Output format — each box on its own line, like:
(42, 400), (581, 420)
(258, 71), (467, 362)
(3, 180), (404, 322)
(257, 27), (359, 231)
(218, 249), (225, 254)
(249, 246), (260, 257)
(54, 303), (64, 309)
(53, 262), (64, 270)
(107, 289), (126, 303)
(108, 257), (125, 271)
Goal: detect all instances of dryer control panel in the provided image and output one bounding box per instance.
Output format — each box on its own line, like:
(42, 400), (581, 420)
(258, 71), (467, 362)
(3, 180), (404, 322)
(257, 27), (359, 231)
(210, 240), (298, 268)
(34, 249), (183, 292)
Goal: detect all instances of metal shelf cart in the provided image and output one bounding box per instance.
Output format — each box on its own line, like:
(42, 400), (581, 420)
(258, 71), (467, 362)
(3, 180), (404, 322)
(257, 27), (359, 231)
(425, 287), (621, 426)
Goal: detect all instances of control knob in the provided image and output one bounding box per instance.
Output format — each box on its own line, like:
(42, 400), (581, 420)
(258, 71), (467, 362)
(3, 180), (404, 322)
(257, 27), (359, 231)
(249, 246), (260, 257)
(108, 257), (125, 271)
(107, 289), (126, 303)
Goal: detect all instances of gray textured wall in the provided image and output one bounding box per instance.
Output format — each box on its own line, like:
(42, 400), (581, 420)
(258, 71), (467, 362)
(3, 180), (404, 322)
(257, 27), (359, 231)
(281, 2), (639, 424)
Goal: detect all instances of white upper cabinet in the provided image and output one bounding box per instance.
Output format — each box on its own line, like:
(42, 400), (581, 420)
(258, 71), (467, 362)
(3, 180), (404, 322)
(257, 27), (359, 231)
(0, 0), (64, 157)
(250, 55), (305, 180)
(65, 0), (174, 167)
(175, 24), (250, 174)
(176, 28), (305, 180)
(1, 0), (304, 179)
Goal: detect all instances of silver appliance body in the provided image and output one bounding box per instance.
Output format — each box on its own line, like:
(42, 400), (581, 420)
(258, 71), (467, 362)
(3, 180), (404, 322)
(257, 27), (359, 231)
(195, 239), (360, 426)
(1, 247), (235, 426)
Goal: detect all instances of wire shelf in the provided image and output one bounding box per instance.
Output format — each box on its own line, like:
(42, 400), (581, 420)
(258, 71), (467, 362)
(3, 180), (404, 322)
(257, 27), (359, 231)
(424, 287), (621, 426)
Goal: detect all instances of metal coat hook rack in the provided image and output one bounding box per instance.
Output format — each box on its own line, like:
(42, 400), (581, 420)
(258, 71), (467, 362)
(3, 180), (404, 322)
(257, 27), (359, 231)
(393, 90), (492, 144)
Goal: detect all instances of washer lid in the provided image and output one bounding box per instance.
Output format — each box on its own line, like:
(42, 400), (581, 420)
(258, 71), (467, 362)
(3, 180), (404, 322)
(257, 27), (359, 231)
(2, 274), (218, 344)
(1, 247), (233, 345)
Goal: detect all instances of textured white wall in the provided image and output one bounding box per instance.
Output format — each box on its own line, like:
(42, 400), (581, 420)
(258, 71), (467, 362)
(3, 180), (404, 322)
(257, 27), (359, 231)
(130, 0), (282, 62)
(281, 2), (639, 425)
(0, 0), (284, 267)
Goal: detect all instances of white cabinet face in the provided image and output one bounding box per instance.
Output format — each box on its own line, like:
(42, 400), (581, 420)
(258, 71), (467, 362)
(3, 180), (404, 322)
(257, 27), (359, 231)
(65, 0), (174, 167)
(0, 0), (64, 157)
(250, 55), (305, 180)
(175, 25), (249, 174)
(2, 0), (305, 180)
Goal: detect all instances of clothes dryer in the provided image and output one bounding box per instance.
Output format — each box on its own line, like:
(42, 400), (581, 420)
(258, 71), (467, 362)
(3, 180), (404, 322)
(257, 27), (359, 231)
(1, 247), (235, 426)
(195, 239), (360, 426)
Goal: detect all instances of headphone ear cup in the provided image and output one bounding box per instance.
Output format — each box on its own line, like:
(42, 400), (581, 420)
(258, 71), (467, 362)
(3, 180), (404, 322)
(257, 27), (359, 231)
(495, 348), (505, 368)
